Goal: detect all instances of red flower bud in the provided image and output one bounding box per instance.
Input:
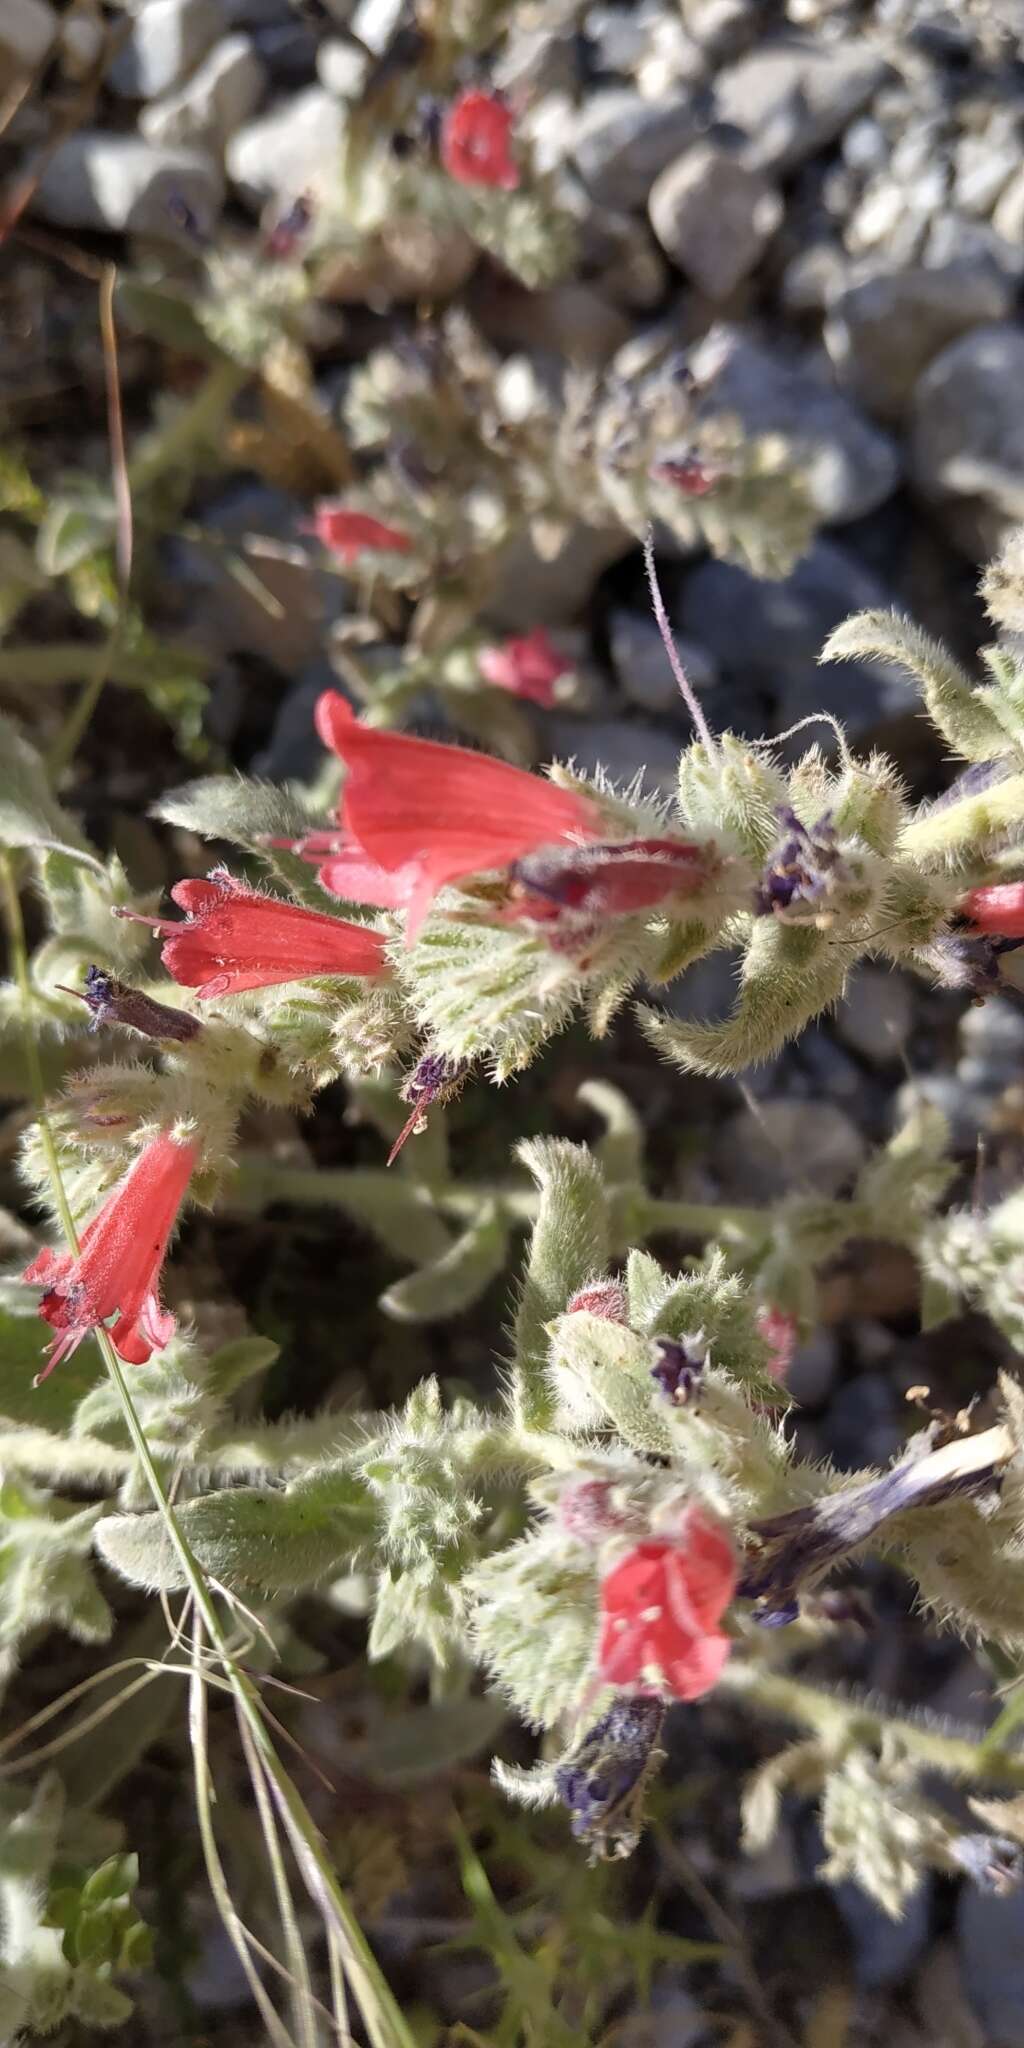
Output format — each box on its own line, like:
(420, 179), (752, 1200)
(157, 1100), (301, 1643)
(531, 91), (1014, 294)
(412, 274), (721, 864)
(756, 1304), (798, 1385)
(566, 1279), (628, 1322)
(959, 883), (1024, 940)
(441, 89), (519, 191)
(478, 629), (570, 707)
(307, 505), (412, 564)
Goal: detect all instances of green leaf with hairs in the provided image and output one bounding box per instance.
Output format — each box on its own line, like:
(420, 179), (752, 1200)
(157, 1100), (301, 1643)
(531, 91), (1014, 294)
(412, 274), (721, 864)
(380, 1201), (508, 1322)
(640, 922), (849, 1076)
(96, 1469), (378, 1595)
(510, 1139), (610, 1431)
(822, 610), (1011, 762)
(0, 715), (90, 854)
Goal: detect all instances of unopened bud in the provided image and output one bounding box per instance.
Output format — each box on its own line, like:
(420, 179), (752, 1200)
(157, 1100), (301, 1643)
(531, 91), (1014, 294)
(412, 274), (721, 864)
(566, 1279), (627, 1322)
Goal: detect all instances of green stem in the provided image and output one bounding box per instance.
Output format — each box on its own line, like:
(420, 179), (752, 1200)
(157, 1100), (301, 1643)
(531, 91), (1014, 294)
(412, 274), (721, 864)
(0, 644), (209, 691)
(229, 1161), (766, 1241)
(722, 1661), (1024, 1789)
(126, 360), (247, 497)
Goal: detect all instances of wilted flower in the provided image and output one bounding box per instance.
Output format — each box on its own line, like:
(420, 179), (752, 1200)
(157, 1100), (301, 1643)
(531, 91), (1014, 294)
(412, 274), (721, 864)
(755, 807), (849, 925)
(920, 931), (1012, 998)
(387, 1051), (469, 1164)
(598, 1509), (736, 1701)
(478, 629), (571, 707)
(21, 1131), (198, 1377)
(311, 690), (604, 937)
(306, 505), (412, 564)
(61, 966), (201, 1044)
(151, 872), (390, 999)
(741, 1422), (1010, 1619)
(505, 837), (712, 936)
(264, 191), (313, 260)
(649, 1333), (707, 1406)
(441, 89), (519, 191)
(554, 1697), (665, 1859)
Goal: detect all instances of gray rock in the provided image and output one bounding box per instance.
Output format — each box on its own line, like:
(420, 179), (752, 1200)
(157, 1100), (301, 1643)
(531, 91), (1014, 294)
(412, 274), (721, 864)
(167, 481), (335, 671)
(348, 0), (405, 53)
(486, 522), (632, 630)
(1, 0), (57, 71)
(249, 20), (317, 81)
(895, 1074), (989, 1152)
(958, 995), (1024, 1088)
(689, 325), (900, 523)
(679, 539), (916, 745)
(225, 85), (346, 208)
(959, 1883), (1024, 2045)
(787, 1330), (839, 1408)
(719, 1099), (866, 1199)
(571, 89), (698, 209)
(316, 38), (369, 98)
(29, 132), (223, 236)
(836, 967), (914, 1066)
(139, 33), (264, 150)
(925, 209), (1024, 284)
(57, 10), (105, 77)
(585, 3), (654, 72)
(610, 608), (718, 717)
(954, 116), (1020, 217)
(648, 143), (782, 298)
(993, 167), (1024, 247)
(252, 661), (340, 782)
(714, 37), (890, 175)
(824, 258), (1016, 423)
(108, 0), (224, 98)
(543, 716), (682, 798)
(910, 324), (1024, 543)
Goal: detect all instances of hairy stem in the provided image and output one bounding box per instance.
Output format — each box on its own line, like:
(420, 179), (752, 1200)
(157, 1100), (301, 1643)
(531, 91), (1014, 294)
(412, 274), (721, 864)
(722, 1661), (1024, 1789)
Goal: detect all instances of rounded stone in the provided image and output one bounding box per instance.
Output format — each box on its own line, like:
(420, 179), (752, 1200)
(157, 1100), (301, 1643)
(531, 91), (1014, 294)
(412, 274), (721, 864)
(649, 143), (783, 299)
(910, 324), (1024, 538)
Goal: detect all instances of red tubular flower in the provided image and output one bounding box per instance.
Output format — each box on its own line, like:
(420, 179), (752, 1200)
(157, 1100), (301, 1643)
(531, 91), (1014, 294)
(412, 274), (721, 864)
(441, 89), (520, 191)
(157, 872), (390, 999)
(276, 827), (422, 913)
(21, 1132), (198, 1377)
(307, 504), (412, 565)
(959, 883), (1024, 939)
(478, 629), (570, 707)
(313, 690), (603, 937)
(506, 838), (709, 925)
(598, 1510), (737, 1702)
(756, 1304), (798, 1385)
